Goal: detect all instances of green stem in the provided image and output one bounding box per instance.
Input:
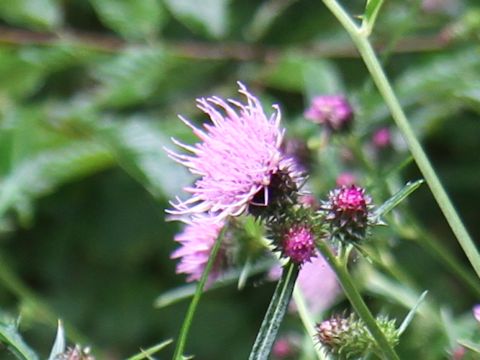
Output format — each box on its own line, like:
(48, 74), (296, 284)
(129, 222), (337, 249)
(172, 227), (225, 360)
(316, 241), (400, 360)
(292, 288), (328, 360)
(321, 0), (480, 278)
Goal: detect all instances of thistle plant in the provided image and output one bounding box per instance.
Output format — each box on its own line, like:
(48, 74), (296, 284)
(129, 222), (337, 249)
(0, 1), (479, 360)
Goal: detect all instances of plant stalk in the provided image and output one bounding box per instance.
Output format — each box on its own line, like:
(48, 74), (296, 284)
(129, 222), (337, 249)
(316, 241), (400, 360)
(172, 228), (225, 360)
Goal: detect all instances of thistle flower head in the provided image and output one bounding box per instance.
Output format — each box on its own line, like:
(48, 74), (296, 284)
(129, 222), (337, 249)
(304, 95), (353, 133)
(167, 83), (301, 222)
(324, 185), (372, 243)
(282, 225), (316, 264)
(171, 218), (225, 282)
(316, 313), (399, 358)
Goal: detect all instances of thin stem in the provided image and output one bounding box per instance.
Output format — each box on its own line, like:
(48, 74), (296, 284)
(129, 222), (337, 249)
(316, 241), (400, 360)
(292, 288), (328, 360)
(172, 228), (225, 360)
(322, 0), (480, 279)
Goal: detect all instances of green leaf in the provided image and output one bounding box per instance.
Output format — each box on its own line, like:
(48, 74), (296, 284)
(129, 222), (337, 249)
(398, 291), (428, 335)
(362, 0), (384, 36)
(372, 180), (424, 219)
(245, 0), (298, 40)
(126, 339), (173, 360)
(0, 319), (38, 360)
(93, 47), (169, 107)
(47, 320), (65, 360)
(89, 0), (165, 40)
(163, 0), (230, 38)
(248, 263), (299, 360)
(0, 140), (113, 222)
(154, 261), (272, 308)
(92, 118), (191, 199)
(0, 0), (61, 30)
(458, 339), (480, 354)
(262, 52), (343, 95)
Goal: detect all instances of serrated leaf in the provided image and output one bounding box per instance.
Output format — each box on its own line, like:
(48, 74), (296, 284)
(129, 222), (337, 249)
(90, 0), (165, 39)
(362, 0), (384, 36)
(92, 118), (191, 199)
(372, 179), (424, 219)
(248, 263), (299, 360)
(47, 320), (65, 360)
(0, 141), (113, 221)
(126, 339), (173, 360)
(163, 0), (230, 38)
(0, 320), (38, 360)
(0, 0), (61, 30)
(93, 47), (168, 107)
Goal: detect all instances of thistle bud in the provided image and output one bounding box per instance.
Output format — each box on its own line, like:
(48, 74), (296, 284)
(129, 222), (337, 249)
(316, 314), (399, 358)
(323, 185), (373, 243)
(304, 95), (354, 133)
(282, 225), (316, 264)
(56, 345), (95, 360)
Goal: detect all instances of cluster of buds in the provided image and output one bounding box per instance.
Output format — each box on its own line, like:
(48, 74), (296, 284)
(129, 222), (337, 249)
(316, 313), (399, 358)
(322, 185), (373, 243)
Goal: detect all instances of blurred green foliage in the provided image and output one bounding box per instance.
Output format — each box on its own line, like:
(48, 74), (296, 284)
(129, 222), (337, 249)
(0, 0), (479, 359)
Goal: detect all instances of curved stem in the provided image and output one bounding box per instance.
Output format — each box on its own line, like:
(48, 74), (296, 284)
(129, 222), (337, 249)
(321, 0), (480, 279)
(316, 241), (400, 360)
(172, 228), (225, 360)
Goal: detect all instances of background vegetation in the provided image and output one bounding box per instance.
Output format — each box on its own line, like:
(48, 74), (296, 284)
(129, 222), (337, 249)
(0, 0), (479, 358)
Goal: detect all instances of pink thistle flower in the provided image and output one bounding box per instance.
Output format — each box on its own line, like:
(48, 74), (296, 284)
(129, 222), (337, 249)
(372, 127), (391, 149)
(282, 226), (316, 264)
(171, 218), (225, 282)
(336, 172), (357, 187)
(473, 304), (480, 322)
(166, 83), (299, 222)
(296, 252), (340, 314)
(304, 95), (353, 132)
(324, 185), (372, 242)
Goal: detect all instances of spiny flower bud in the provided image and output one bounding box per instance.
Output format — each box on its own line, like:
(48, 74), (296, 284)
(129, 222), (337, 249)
(304, 95), (353, 133)
(56, 345), (95, 360)
(282, 225), (316, 264)
(323, 185), (373, 243)
(316, 314), (399, 359)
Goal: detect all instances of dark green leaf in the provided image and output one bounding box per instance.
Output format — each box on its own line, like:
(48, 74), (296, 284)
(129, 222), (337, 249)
(248, 263), (299, 360)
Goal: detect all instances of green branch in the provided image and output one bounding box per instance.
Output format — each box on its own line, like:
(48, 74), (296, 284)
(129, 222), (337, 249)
(172, 228), (225, 360)
(321, 0), (480, 279)
(316, 242), (400, 360)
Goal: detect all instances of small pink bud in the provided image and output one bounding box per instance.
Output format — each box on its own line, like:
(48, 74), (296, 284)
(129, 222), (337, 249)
(272, 338), (293, 358)
(372, 127), (391, 149)
(305, 95), (353, 133)
(282, 226), (316, 264)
